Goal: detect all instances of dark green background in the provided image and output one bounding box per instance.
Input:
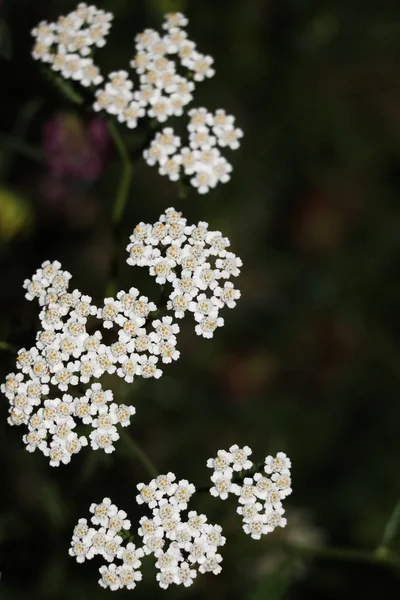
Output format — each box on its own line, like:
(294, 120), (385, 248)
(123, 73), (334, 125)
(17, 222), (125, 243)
(1, 0), (400, 598)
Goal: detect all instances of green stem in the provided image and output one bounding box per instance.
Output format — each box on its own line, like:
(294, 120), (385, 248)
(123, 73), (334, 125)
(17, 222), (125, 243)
(375, 497), (400, 558)
(106, 119), (134, 224)
(105, 120), (134, 298)
(119, 429), (158, 479)
(285, 542), (400, 569)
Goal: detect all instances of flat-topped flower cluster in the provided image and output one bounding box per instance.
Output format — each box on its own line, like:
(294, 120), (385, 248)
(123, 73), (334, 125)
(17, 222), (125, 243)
(31, 4), (243, 193)
(1, 208), (241, 466)
(127, 207), (242, 338)
(31, 3), (110, 86)
(70, 473), (225, 591)
(207, 446), (292, 540)
(71, 446), (292, 591)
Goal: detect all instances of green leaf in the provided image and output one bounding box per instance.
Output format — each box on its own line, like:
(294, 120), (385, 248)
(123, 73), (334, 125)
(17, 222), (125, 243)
(40, 66), (84, 105)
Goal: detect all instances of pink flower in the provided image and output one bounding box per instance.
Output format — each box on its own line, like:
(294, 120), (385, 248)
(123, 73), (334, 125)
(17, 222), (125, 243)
(42, 112), (110, 180)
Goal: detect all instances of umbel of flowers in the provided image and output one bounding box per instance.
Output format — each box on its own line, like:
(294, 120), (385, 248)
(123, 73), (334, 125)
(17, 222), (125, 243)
(1, 208), (242, 466)
(70, 446), (292, 591)
(70, 473), (225, 591)
(31, 5), (244, 193)
(207, 445), (292, 540)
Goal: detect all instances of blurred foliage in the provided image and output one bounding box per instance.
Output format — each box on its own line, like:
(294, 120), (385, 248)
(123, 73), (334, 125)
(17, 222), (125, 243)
(0, 187), (33, 241)
(1, 0), (400, 599)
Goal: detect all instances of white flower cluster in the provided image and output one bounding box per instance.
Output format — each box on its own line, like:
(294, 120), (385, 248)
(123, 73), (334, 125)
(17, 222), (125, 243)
(207, 446), (292, 540)
(93, 12), (213, 125)
(69, 497), (142, 590)
(31, 5), (243, 194)
(91, 12), (243, 193)
(1, 260), (143, 465)
(70, 474), (225, 591)
(127, 207), (242, 338)
(1, 210), (241, 464)
(31, 3), (110, 87)
(143, 109), (243, 193)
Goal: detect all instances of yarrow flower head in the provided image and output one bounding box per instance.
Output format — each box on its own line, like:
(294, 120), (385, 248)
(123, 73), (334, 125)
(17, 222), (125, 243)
(1, 209), (241, 464)
(31, 4), (111, 86)
(70, 474), (225, 590)
(127, 207), (242, 338)
(207, 445), (292, 540)
(32, 6), (243, 194)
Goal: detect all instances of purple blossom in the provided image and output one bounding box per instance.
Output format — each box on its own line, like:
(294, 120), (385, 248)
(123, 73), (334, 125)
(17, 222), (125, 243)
(42, 112), (110, 181)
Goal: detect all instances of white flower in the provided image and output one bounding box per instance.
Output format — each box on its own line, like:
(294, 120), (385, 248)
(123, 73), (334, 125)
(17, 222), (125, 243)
(111, 403), (136, 427)
(167, 291), (191, 319)
(264, 452), (292, 475)
(171, 479), (196, 510)
(156, 569), (178, 589)
(189, 129), (216, 150)
(210, 473), (239, 500)
(242, 515), (269, 540)
(69, 540), (92, 563)
(80, 58), (103, 86)
(229, 444), (253, 471)
(98, 298), (124, 328)
(163, 12), (189, 30)
(265, 509), (287, 532)
(206, 449), (233, 476)
(153, 341), (180, 364)
(137, 355), (162, 379)
(271, 472), (293, 498)
(214, 281), (241, 308)
(195, 315), (224, 339)
(198, 553), (222, 575)
(188, 53), (215, 81)
(155, 472), (177, 495)
(177, 562), (197, 587)
(253, 473), (273, 500)
(89, 427), (119, 454)
(190, 170), (217, 195)
(118, 565), (142, 589)
(158, 155), (182, 182)
(136, 480), (161, 509)
(216, 252), (243, 278)
(216, 126), (244, 150)
(98, 564), (121, 591)
(148, 94), (172, 122)
(90, 497), (115, 526)
(237, 478), (257, 505)
(118, 100), (145, 128)
(189, 294), (219, 322)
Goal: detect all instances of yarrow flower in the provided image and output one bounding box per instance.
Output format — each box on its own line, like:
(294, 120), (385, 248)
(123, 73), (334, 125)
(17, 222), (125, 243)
(143, 110), (242, 193)
(1, 209), (241, 465)
(207, 446), (292, 540)
(31, 6), (243, 194)
(70, 474), (225, 590)
(126, 207), (242, 338)
(31, 4), (111, 86)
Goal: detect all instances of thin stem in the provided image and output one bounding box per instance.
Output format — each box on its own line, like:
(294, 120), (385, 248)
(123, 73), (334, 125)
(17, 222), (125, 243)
(106, 119), (134, 224)
(284, 542), (400, 569)
(104, 119), (161, 297)
(375, 497), (400, 558)
(119, 429), (158, 479)
(105, 120), (134, 298)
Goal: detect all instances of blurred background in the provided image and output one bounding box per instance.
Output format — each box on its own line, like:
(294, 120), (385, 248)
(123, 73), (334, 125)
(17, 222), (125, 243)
(1, 0), (400, 598)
